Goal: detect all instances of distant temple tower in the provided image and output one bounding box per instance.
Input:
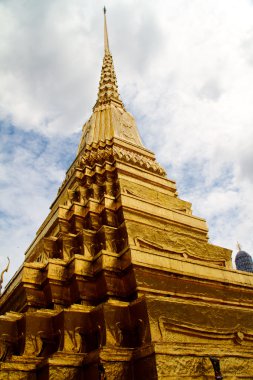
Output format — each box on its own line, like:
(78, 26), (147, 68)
(235, 243), (253, 273)
(1, 9), (253, 380)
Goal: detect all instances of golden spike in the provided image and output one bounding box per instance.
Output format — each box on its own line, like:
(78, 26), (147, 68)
(92, 7), (124, 111)
(104, 6), (110, 53)
(236, 241), (242, 251)
(0, 256), (10, 294)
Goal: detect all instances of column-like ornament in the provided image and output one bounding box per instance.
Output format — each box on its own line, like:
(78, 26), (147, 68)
(60, 233), (76, 261)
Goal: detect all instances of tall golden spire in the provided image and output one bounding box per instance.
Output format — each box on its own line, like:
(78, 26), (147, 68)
(78, 7), (143, 152)
(104, 7), (109, 53)
(93, 7), (124, 111)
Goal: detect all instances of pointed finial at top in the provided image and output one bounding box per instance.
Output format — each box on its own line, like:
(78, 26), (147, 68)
(103, 6), (110, 52)
(237, 241), (242, 251)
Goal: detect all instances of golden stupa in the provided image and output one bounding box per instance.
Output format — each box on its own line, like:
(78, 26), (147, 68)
(0, 8), (253, 380)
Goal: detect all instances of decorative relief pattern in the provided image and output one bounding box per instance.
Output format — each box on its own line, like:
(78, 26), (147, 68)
(25, 329), (61, 357)
(106, 317), (148, 348)
(220, 357), (253, 376)
(113, 145), (166, 176)
(158, 316), (253, 345)
(49, 367), (81, 380)
(121, 180), (190, 213)
(134, 236), (226, 266)
(0, 332), (23, 362)
(66, 327), (85, 353)
(156, 354), (253, 378)
(78, 144), (165, 176)
(102, 362), (130, 380)
(58, 141), (166, 194)
(127, 221), (229, 265)
(31, 237), (58, 263)
(156, 355), (204, 377)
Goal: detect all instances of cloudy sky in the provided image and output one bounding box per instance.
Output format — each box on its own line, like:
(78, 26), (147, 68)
(1, 0), (253, 286)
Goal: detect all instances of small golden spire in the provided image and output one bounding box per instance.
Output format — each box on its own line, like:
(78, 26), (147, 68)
(0, 256), (10, 294)
(237, 241), (242, 251)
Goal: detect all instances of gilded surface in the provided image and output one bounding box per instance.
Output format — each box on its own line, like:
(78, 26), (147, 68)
(126, 220), (230, 266)
(120, 177), (191, 213)
(78, 29), (143, 151)
(155, 354), (253, 379)
(1, 8), (253, 380)
(146, 296), (253, 347)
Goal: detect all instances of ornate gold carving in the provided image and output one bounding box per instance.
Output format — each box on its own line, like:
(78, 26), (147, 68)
(158, 315), (253, 344)
(234, 331), (244, 345)
(81, 229), (98, 258)
(33, 237), (58, 263)
(135, 237), (164, 251)
(89, 212), (102, 230)
(135, 235), (226, 265)
(220, 357), (253, 376)
(121, 179), (190, 212)
(27, 333), (43, 356)
(79, 186), (89, 205)
(105, 170), (116, 196)
(156, 355), (206, 377)
(66, 189), (75, 207)
(49, 367), (81, 380)
(0, 332), (23, 362)
(103, 209), (118, 227)
(60, 141), (166, 195)
(59, 233), (76, 261)
(99, 227), (118, 253)
(113, 145), (166, 176)
(66, 327), (86, 353)
(27, 329), (61, 357)
(107, 320), (130, 348)
(93, 183), (103, 200)
(156, 354), (253, 378)
(94, 50), (124, 111)
(130, 222), (228, 265)
(110, 105), (143, 145)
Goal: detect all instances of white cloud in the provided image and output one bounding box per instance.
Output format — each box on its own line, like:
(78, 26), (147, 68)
(1, 0), (253, 286)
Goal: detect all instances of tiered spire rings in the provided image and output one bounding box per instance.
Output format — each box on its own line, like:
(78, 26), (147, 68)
(93, 7), (124, 111)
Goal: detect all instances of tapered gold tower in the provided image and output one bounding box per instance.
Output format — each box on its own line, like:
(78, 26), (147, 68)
(1, 9), (253, 380)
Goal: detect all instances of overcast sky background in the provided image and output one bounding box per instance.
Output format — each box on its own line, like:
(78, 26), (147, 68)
(1, 0), (253, 286)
